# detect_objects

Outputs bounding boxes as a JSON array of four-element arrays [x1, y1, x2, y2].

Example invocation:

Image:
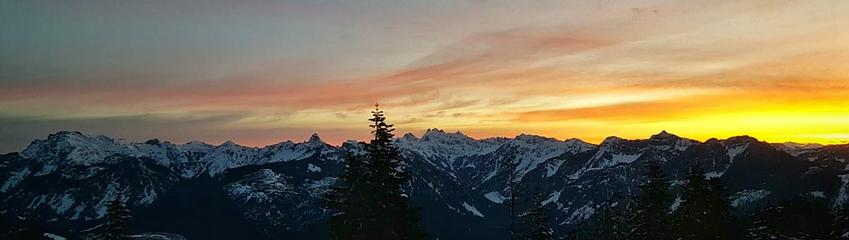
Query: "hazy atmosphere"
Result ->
[[3, 1, 849, 240]]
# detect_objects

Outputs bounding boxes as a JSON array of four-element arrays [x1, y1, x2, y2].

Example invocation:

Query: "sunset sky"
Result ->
[[2, 0, 849, 152]]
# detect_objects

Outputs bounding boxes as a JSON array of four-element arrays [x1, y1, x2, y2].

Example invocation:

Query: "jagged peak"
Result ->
[[401, 133, 418, 141], [650, 130, 680, 141], [425, 128, 446, 134], [421, 128, 471, 141], [307, 133, 323, 144], [422, 128, 446, 139]]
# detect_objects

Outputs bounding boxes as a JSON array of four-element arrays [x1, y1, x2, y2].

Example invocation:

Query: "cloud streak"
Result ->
[[2, 0, 849, 151]]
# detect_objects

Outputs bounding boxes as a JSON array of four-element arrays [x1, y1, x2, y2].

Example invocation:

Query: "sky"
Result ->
[[2, 0, 849, 152]]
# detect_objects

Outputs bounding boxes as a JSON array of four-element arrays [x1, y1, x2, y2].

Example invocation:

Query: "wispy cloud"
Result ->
[[2, 0, 849, 151]]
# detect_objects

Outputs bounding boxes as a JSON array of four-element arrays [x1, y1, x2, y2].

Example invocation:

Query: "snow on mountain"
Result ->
[[567, 136, 638, 179], [396, 129, 506, 170], [225, 169, 295, 204], [307, 163, 322, 173], [21, 131, 133, 167], [3, 130, 849, 240], [461, 202, 484, 217], [484, 191, 505, 203], [565, 203, 595, 225], [704, 142, 750, 178], [204, 134, 338, 176], [732, 189, 771, 208], [0, 167, 30, 193], [203, 141, 265, 176], [837, 174, 849, 206], [648, 130, 697, 151], [505, 134, 595, 180], [19, 132, 206, 169], [772, 142, 824, 157], [43, 233, 66, 240], [542, 190, 562, 206]]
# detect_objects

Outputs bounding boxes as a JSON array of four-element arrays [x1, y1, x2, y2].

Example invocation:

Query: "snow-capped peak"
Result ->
[[421, 128, 472, 141], [423, 128, 447, 136], [202, 135, 338, 176], [21, 131, 130, 166], [772, 142, 824, 156], [179, 141, 214, 153]]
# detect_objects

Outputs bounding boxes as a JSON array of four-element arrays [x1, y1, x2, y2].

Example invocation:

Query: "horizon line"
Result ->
[[6, 129, 841, 154]]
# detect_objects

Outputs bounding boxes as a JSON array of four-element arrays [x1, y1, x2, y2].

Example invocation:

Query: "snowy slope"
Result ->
[[1, 130, 847, 240]]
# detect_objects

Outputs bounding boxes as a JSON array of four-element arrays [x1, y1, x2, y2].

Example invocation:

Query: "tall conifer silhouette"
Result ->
[[504, 156, 523, 240], [674, 166, 739, 239], [629, 160, 672, 240], [327, 104, 425, 240], [365, 104, 425, 239], [524, 192, 553, 240], [327, 151, 370, 240], [101, 195, 132, 240]]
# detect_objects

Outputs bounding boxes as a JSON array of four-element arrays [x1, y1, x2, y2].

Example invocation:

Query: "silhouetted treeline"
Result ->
[[565, 163, 849, 240], [502, 155, 554, 240]]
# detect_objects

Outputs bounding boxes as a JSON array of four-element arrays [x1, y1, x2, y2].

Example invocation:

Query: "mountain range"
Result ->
[[2, 130, 848, 239]]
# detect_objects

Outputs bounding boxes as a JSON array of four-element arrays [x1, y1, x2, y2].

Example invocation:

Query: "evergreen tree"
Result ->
[[675, 166, 710, 239], [629, 159, 672, 240], [591, 192, 634, 240], [674, 166, 739, 239], [365, 104, 425, 240], [326, 151, 370, 240], [524, 192, 553, 240], [503, 156, 523, 240], [747, 197, 833, 239], [833, 205, 849, 239], [705, 177, 739, 238], [327, 104, 425, 240], [101, 195, 132, 240]]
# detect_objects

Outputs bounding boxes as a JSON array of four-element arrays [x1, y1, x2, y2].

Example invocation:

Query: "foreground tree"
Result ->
[[326, 104, 425, 240], [524, 192, 553, 240], [326, 151, 370, 240], [834, 205, 849, 239], [629, 160, 672, 240], [503, 156, 523, 240], [590, 192, 634, 240], [100, 195, 132, 240], [674, 166, 739, 239], [747, 197, 833, 239]]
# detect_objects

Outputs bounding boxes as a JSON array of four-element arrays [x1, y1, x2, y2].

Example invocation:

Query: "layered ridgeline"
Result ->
[[1, 130, 848, 239]]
